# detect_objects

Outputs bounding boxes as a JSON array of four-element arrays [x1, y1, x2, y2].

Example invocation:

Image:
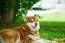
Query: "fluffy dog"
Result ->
[[0, 14, 40, 43]]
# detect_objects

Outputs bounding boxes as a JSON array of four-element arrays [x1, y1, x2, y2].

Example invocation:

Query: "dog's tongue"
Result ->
[[35, 26, 39, 31]]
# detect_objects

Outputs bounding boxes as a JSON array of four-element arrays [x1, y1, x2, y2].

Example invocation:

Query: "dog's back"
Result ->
[[0, 29, 20, 43]]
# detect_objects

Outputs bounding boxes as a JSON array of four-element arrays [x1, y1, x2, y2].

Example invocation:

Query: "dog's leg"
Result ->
[[29, 35, 36, 41], [36, 35, 40, 40], [36, 31, 40, 40]]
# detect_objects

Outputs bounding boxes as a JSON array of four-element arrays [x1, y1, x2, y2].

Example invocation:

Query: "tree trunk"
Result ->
[[0, 0, 16, 24]]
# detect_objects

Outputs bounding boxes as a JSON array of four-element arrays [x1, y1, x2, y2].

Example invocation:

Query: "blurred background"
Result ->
[[0, 0, 65, 43]]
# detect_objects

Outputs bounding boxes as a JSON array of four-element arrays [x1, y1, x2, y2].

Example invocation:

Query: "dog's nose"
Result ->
[[35, 23, 37, 26]]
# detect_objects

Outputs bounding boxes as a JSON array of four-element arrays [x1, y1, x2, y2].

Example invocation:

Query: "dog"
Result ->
[[0, 14, 40, 43]]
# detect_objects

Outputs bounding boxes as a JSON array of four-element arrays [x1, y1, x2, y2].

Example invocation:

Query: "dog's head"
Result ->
[[24, 14, 40, 32]]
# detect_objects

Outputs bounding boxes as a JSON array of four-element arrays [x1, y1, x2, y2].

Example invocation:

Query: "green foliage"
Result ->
[[37, 15, 44, 19], [14, 13, 24, 26], [14, 0, 40, 25], [32, 7, 47, 10], [0, 0, 9, 13], [0, 0, 40, 13], [21, 0, 40, 10], [0, 0, 40, 28], [33, 7, 43, 10]]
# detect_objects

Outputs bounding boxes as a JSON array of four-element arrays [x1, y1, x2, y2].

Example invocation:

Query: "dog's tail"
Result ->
[[0, 35, 5, 43]]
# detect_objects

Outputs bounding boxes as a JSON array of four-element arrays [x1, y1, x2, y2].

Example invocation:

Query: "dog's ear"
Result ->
[[24, 15, 29, 20], [34, 14, 37, 16]]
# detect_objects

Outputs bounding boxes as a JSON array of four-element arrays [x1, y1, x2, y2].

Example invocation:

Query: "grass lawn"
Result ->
[[39, 21, 65, 43], [38, 11, 65, 43]]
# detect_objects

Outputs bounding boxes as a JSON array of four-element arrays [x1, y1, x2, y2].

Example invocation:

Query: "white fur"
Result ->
[[27, 21, 40, 31], [16, 32, 20, 43], [29, 34, 40, 40], [31, 39, 58, 43], [31, 39, 43, 43], [29, 35, 37, 40], [27, 22, 36, 31], [29, 32, 40, 41], [27, 18, 40, 42], [36, 33, 40, 40]]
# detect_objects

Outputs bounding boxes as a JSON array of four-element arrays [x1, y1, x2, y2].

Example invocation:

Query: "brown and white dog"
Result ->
[[0, 14, 40, 43]]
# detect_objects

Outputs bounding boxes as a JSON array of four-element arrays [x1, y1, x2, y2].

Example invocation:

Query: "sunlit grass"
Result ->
[[39, 11, 65, 21]]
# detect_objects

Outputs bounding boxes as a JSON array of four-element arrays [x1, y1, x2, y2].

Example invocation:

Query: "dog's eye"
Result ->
[[28, 17, 29, 19]]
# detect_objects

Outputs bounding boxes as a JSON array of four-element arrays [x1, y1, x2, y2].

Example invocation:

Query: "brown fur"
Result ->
[[0, 15, 39, 43]]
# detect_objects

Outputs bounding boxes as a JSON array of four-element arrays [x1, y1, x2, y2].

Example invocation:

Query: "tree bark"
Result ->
[[0, 0, 16, 24]]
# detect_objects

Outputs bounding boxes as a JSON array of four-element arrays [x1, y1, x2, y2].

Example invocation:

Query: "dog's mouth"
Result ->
[[31, 25, 38, 31], [31, 25, 36, 29]]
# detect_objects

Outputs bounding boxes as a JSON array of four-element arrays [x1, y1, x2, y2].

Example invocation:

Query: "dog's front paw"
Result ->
[[31, 39, 43, 43], [29, 35, 37, 40], [36, 35, 40, 40]]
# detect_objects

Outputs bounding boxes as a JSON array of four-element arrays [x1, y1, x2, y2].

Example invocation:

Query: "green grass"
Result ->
[[38, 11, 65, 43], [39, 28, 65, 39], [39, 21, 65, 43], [39, 28, 65, 43], [40, 21, 65, 27]]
